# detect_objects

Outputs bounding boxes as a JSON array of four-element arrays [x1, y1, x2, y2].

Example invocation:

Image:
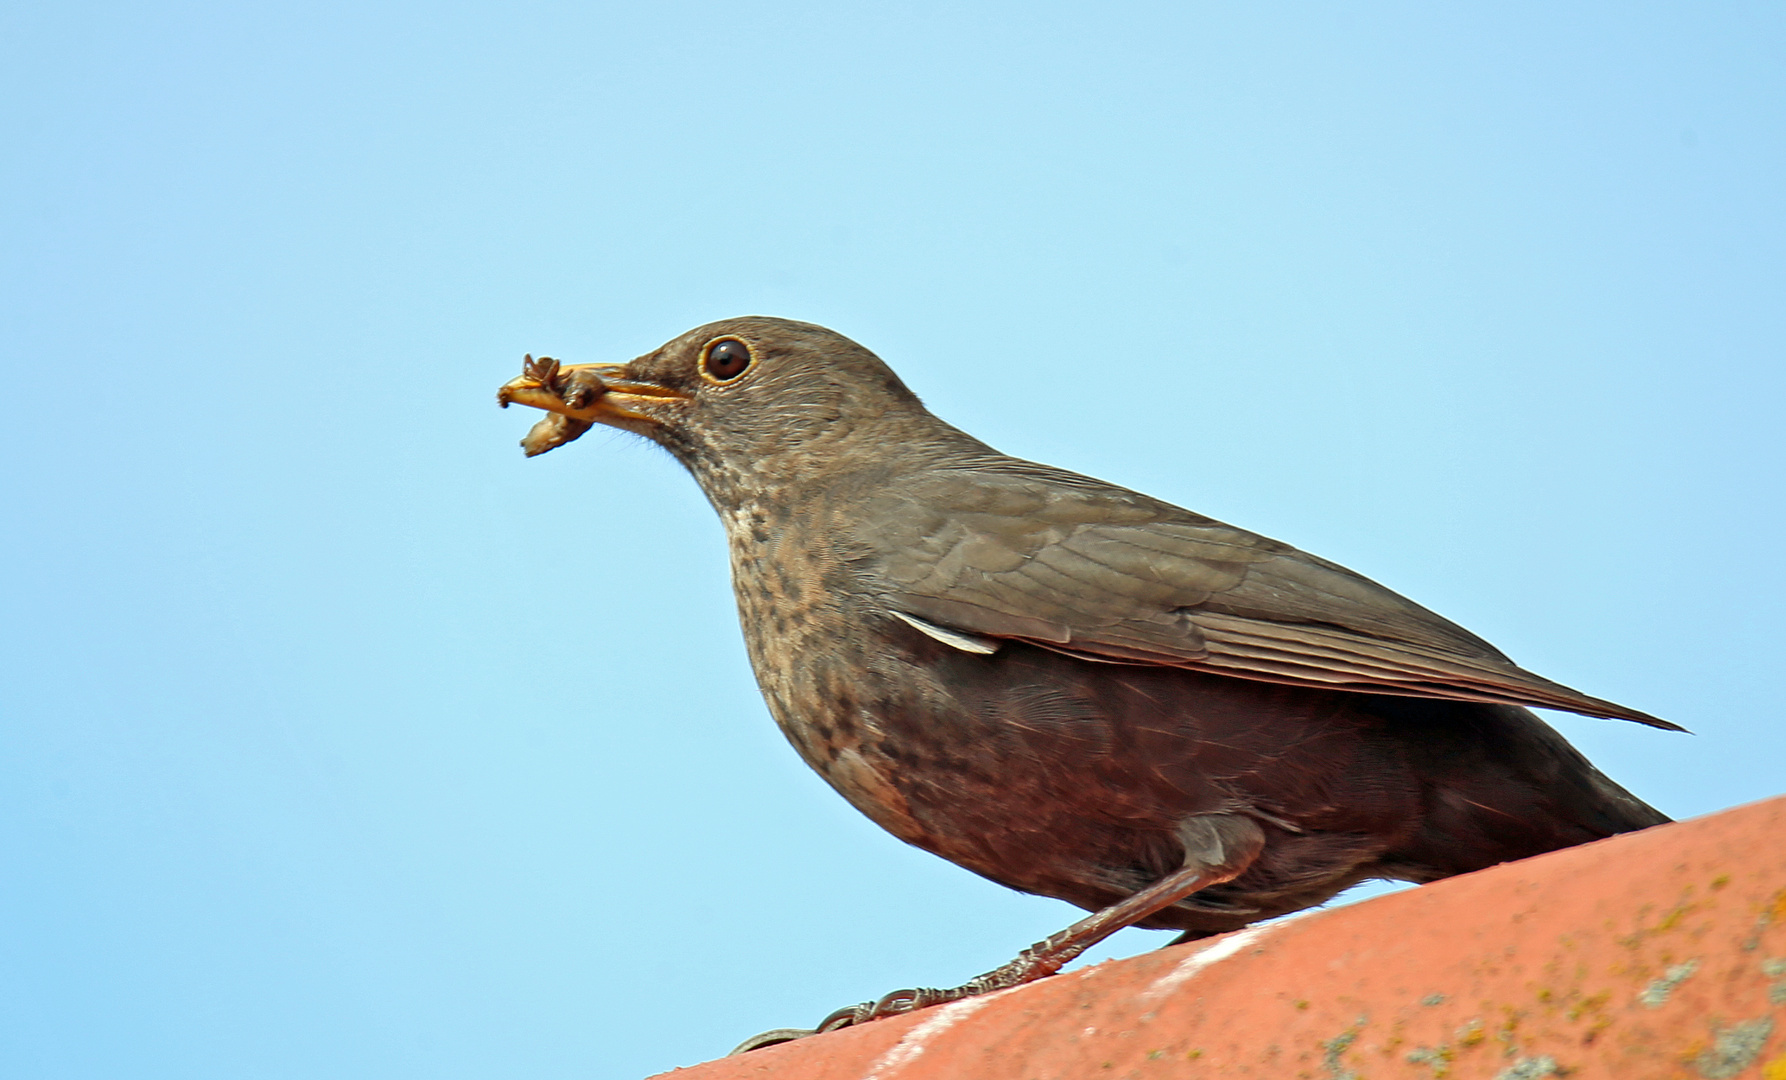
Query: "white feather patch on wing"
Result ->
[[891, 610, 1003, 655]]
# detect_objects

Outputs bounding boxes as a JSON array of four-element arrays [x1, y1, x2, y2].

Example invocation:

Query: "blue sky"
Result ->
[[2, 3, 1782, 1077]]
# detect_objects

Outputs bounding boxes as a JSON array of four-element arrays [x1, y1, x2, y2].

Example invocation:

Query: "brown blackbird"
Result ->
[[496, 317, 1674, 1049]]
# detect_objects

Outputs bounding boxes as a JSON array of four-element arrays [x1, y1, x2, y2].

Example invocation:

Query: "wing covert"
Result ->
[[857, 467, 1678, 730]]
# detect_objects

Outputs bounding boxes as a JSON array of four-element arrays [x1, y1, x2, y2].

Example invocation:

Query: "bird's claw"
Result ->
[[817, 987, 950, 1029], [730, 953, 1065, 1054], [726, 994, 920, 1055], [727, 1027, 819, 1054], [870, 985, 964, 1017]]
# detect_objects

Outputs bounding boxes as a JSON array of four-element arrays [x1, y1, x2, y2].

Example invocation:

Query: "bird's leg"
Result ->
[[731, 815, 1266, 1054]]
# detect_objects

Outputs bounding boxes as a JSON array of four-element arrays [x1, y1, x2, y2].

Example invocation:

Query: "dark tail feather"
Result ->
[[1369, 698, 1670, 880]]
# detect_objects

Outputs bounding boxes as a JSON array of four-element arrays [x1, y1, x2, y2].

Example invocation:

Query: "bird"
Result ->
[[496, 317, 1675, 1051]]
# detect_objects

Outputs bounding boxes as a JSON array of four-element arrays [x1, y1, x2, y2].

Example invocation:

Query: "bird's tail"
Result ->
[[1374, 698, 1670, 880]]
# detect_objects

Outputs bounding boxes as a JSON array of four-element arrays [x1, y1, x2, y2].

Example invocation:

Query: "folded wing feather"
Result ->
[[862, 467, 1679, 731]]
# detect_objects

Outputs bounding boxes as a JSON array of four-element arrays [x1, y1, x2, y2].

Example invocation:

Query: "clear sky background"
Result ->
[[2, 3, 1782, 1077]]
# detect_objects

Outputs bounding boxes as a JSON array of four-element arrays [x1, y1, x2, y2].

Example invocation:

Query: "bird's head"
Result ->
[[498, 316, 978, 501]]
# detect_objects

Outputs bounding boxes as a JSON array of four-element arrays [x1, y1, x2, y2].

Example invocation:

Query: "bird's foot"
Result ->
[[728, 938, 1072, 1054], [727, 846, 1262, 1055], [729, 1027, 823, 1053]]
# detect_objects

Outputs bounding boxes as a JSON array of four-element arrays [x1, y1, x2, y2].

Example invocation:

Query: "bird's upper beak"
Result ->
[[496, 356, 691, 425]]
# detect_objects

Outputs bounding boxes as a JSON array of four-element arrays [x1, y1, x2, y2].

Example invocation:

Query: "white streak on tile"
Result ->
[[862, 995, 997, 1079], [1141, 924, 1272, 1002]]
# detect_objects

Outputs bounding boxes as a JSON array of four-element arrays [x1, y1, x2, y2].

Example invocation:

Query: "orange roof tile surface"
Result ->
[[656, 794, 1786, 1080]]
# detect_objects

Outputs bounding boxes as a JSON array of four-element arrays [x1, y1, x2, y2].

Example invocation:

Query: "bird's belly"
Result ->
[[751, 625, 1424, 908], [752, 643, 1143, 887]]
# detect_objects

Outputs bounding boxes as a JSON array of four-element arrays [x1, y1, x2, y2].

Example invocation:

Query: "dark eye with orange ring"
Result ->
[[702, 338, 753, 382]]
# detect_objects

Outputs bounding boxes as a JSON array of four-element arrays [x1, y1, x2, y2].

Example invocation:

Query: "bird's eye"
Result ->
[[701, 338, 754, 382]]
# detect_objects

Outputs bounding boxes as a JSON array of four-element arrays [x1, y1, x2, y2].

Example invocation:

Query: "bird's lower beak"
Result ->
[[497, 357, 691, 425]]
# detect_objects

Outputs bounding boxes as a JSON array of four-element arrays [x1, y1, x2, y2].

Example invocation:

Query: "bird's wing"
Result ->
[[859, 467, 1678, 730]]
